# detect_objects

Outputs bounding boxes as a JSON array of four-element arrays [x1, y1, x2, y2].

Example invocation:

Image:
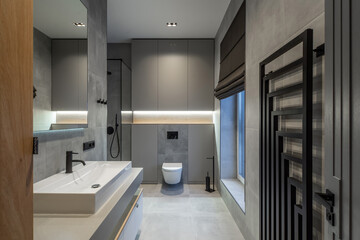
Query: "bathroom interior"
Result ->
[[1, 0, 360, 239]]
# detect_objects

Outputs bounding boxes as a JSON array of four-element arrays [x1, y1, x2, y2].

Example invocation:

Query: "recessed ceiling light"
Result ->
[[73, 22, 86, 27], [166, 22, 177, 27]]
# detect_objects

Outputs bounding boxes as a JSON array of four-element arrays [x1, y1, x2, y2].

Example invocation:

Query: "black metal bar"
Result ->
[[260, 32, 305, 66], [288, 182, 297, 240], [270, 105, 277, 240], [264, 58, 303, 81], [288, 177, 303, 190], [267, 83, 303, 98], [313, 43, 325, 57], [282, 152, 303, 164], [275, 127, 283, 240], [266, 80, 271, 240], [276, 131, 303, 139], [294, 205, 303, 240], [260, 62, 266, 240], [271, 108, 303, 116], [302, 28, 313, 240], [281, 153, 290, 239]]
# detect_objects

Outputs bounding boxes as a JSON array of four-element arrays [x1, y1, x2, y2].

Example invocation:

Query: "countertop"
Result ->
[[34, 168, 143, 240]]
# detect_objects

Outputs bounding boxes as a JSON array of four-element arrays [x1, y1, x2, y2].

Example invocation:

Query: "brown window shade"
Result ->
[[220, 3, 245, 62], [215, 2, 245, 100]]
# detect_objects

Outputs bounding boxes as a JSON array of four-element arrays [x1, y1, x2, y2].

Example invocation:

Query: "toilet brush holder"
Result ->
[[205, 156, 215, 193], [205, 172, 211, 191]]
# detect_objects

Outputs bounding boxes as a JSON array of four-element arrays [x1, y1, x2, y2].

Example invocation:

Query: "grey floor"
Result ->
[[137, 184, 245, 240]]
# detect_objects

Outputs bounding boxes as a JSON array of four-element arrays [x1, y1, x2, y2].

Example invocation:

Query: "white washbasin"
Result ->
[[34, 161, 132, 214]]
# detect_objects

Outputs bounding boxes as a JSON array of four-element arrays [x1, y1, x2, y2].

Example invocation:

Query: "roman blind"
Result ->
[[215, 2, 245, 99]]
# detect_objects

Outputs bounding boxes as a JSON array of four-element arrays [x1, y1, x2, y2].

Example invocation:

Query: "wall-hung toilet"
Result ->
[[162, 163, 182, 184]]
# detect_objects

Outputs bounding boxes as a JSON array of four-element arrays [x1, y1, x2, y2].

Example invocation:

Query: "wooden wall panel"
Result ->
[[0, 0, 33, 239]]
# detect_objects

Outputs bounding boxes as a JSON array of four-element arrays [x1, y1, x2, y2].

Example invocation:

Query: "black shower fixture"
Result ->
[[109, 114, 120, 159]]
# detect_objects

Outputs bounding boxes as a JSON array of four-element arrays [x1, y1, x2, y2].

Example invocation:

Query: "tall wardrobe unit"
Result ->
[[131, 39, 215, 183]]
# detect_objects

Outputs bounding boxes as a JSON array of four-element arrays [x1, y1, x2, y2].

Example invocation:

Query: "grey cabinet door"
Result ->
[[188, 125, 214, 183], [188, 40, 214, 110], [131, 125, 158, 183], [78, 40, 88, 110], [52, 40, 79, 110], [52, 39, 87, 111], [132, 40, 158, 110], [158, 40, 188, 110]]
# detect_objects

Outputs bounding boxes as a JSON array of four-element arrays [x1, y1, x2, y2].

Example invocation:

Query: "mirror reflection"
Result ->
[[33, 0, 88, 132]]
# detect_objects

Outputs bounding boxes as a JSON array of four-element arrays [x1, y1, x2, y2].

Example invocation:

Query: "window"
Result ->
[[220, 90, 246, 211], [237, 91, 245, 183]]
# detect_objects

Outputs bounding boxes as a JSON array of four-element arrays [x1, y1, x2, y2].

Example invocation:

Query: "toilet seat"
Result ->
[[162, 163, 182, 172], [162, 163, 182, 184]]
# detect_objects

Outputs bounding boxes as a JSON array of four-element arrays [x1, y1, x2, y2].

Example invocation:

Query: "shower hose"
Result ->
[[110, 114, 120, 159]]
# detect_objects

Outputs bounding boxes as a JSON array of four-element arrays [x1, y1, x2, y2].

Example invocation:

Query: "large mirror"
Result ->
[[33, 0, 88, 132]]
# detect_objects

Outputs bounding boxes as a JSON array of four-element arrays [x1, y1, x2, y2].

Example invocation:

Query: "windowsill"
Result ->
[[221, 178, 245, 212]]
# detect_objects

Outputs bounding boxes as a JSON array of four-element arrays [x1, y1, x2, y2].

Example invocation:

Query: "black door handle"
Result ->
[[314, 189, 335, 226]]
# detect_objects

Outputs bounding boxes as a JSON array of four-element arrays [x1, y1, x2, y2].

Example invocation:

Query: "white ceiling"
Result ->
[[34, 0, 87, 38], [107, 0, 231, 43]]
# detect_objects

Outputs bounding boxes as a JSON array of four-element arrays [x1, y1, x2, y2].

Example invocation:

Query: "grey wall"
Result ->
[[107, 43, 131, 67], [33, 0, 107, 183], [33, 28, 54, 131], [107, 59, 121, 161], [214, 0, 325, 239], [158, 125, 188, 183], [352, 0, 360, 237]]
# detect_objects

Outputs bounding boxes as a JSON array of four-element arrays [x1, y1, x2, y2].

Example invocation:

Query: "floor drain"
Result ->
[[91, 184, 100, 188]]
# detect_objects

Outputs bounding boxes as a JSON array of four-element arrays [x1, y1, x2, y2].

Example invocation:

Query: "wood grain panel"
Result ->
[[0, 0, 33, 239]]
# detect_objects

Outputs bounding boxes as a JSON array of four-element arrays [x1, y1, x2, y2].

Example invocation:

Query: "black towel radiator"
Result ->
[[260, 29, 313, 240]]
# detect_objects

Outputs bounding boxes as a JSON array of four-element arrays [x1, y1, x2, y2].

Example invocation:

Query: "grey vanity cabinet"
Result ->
[[158, 40, 188, 110], [188, 40, 214, 110], [131, 125, 158, 183], [132, 40, 158, 110], [51, 39, 87, 111], [188, 125, 214, 183]]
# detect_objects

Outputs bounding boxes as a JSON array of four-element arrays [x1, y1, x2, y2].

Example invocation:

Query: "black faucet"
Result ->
[[66, 151, 86, 173]]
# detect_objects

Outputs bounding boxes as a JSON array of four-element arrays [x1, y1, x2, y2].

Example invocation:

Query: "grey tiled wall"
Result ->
[[33, 28, 53, 131], [157, 125, 189, 183], [33, 0, 107, 183], [214, 0, 325, 239]]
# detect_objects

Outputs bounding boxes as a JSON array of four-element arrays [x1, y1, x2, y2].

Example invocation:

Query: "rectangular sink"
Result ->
[[34, 161, 132, 214]]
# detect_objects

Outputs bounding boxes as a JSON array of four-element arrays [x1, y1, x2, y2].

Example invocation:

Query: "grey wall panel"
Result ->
[[352, 0, 360, 237], [78, 40, 88, 110], [158, 40, 188, 110], [121, 124, 131, 161], [131, 125, 158, 183], [157, 125, 188, 183], [188, 125, 214, 183], [121, 62, 131, 111], [188, 40, 214, 110], [132, 40, 158, 110], [350, 0, 359, 238], [51, 40, 79, 110]]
